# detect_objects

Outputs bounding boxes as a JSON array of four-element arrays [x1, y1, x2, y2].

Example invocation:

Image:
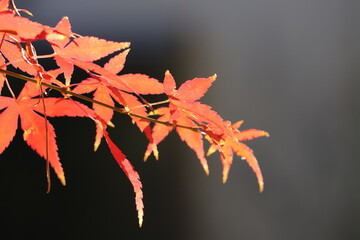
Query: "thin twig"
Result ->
[[0, 69, 202, 132]]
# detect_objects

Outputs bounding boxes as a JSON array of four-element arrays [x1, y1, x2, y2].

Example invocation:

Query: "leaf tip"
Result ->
[[143, 147, 159, 161], [233, 120, 244, 129], [143, 151, 150, 161], [206, 145, 216, 156], [138, 213, 144, 227], [222, 165, 230, 183], [153, 147, 159, 160], [259, 181, 264, 193], [204, 164, 209, 175], [222, 174, 228, 184], [108, 121, 115, 128], [94, 138, 101, 152], [59, 174, 66, 186], [211, 73, 217, 81]]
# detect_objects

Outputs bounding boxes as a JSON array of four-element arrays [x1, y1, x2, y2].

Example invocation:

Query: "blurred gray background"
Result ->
[[1, 0, 359, 239]]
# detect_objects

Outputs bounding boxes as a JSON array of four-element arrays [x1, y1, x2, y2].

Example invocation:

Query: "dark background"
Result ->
[[1, 0, 359, 239]]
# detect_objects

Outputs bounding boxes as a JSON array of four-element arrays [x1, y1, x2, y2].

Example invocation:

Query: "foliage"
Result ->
[[0, 0, 268, 227]]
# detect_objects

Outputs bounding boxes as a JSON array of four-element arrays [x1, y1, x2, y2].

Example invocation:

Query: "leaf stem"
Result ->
[[39, 84, 51, 193], [4, 78, 16, 99]]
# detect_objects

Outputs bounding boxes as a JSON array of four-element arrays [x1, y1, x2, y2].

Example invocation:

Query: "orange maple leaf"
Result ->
[[103, 129, 144, 227], [0, 82, 93, 185], [162, 70, 268, 191], [206, 121, 269, 191], [145, 71, 219, 174]]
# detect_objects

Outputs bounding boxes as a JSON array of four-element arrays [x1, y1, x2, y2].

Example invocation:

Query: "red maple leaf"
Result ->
[[0, 81, 93, 185], [145, 71, 219, 174], [102, 129, 144, 227]]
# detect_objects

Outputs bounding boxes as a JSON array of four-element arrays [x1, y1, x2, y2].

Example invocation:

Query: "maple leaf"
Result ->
[[156, 70, 220, 174], [44, 16, 74, 86], [163, 70, 216, 102], [232, 120, 270, 141], [163, 70, 226, 135], [57, 36, 130, 62], [206, 121, 269, 191], [0, 81, 94, 185], [144, 72, 215, 172], [103, 129, 144, 227], [47, 18, 129, 86], [72, 49, 160, 150], [162, 70, 269, 191]]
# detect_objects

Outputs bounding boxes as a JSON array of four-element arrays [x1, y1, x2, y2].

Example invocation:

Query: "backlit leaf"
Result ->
[[49, 16, 72, 49], [176, 115, 209, 174], [20, 106, 65, 185], [163, 70, 176, 96], [236, 129, 269, 141], [118, 74, 163, 95], [0, 14, 46, 41], [176, 75, 216, 102], [58, 36, 130, 61], [104, 48, 129, 74], [103, 130, 144, 227]]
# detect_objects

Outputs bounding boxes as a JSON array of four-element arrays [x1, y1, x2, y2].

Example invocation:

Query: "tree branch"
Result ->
[[0, 69, 202, 131]]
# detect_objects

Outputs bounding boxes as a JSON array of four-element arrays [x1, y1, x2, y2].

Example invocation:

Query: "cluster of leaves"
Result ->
[[0, 0, 268, 227]]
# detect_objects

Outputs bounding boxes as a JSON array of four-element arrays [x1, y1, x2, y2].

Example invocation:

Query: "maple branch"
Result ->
[[0, 69, 202, 132], [126, 99, 170, 111]]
